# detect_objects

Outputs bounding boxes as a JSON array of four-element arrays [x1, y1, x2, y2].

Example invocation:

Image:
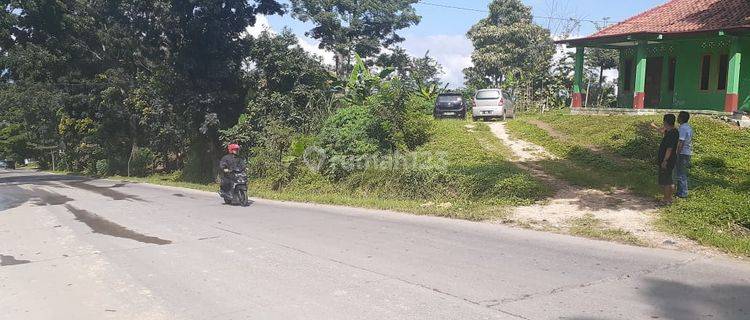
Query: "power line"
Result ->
[[416, 1, 616, 26]]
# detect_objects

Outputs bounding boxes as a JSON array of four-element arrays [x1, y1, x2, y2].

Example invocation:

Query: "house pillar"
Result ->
[[725, 37, 742, 113], [572, 47, 584, 108], [633, 42, 647, 109]]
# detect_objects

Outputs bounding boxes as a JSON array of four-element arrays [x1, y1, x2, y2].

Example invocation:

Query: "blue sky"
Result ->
[[255, 0, 666, 86]]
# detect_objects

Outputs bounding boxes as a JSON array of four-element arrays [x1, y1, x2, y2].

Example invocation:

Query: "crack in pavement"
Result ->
[[210, 224, 532, 319], [484, 257, 699, 307]]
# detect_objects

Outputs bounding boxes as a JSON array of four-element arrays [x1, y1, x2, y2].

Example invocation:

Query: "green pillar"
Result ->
[[633, 42, 647, 109], [572, 47, 584, 108], [725, 37, 742, 113]]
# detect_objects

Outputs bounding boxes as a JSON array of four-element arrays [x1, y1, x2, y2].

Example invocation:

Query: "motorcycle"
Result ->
[[219, 169, 249, 206]]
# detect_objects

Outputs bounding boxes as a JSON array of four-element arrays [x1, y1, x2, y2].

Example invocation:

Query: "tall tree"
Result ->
[[464, 0, 554, 89], [0, 0, 283, 177], [160, 0, 283, 181], [289, 0, 421, 77]]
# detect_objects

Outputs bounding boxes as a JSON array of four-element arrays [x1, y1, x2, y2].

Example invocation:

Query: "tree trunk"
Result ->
[[335, 51, 347, 78], [127, 117, 138, 177]]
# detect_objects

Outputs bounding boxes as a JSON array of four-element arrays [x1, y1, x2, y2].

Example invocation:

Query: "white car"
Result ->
[[472, 89, 515, 121]]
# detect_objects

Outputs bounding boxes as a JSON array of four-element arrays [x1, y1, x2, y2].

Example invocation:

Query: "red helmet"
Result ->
[[228, 144, 240, 153]]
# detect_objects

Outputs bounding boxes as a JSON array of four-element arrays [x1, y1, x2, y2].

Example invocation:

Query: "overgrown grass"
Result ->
[[98, 119, 548, 222], [507, 111, 750, 256], [247, 119, 550, 221]]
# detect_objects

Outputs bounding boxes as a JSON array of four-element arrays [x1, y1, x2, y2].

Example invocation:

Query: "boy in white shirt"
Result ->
[[676, 111, 693, 198]]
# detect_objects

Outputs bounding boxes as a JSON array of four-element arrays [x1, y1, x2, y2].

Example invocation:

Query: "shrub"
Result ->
[[318, 105, 382, 178], [129, 148, 156, 177], [95, 159, 110, 176], [318, 79, 435, 178], [247, 121, 299, 190], [403, 96, 434, 149]]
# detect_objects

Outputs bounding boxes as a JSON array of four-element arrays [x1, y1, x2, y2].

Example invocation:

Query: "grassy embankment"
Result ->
[[116, 119, 550, 221], [506, 112, 750, 256]]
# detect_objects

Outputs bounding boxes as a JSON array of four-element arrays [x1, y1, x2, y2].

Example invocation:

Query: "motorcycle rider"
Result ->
[[219, 143, 244, 197]]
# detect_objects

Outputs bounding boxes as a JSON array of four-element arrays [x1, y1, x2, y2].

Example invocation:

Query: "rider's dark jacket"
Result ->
[[219, 153, 244, 173], [219, 154, 245, 192]]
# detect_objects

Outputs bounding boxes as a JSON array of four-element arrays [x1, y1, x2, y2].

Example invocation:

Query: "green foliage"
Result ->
[[248, 120, 296, 188], [464, 0, 554, 89], [250, 120, 548, 221], [129, 148, 156, 177], [0, 123, 31, 163], [317, 58, 435, 178], [403, 96, 434, 148], [375, 48, 445, 90], [95, 159, 111, 176], [1, 0, 283, 178], [318, 105, 381, 175], [290, 0, 421, 76], [244, 30, 337, 133]]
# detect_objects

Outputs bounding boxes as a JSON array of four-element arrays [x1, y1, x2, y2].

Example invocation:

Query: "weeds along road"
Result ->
[[1, 169, 749, 320]]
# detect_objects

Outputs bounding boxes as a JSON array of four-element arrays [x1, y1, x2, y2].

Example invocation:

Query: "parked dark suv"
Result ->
[[433, 93, 467, 119], [0, 160, 15, 169]]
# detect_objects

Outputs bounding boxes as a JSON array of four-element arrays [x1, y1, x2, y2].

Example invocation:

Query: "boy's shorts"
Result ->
[[658, 166, 675, 186]]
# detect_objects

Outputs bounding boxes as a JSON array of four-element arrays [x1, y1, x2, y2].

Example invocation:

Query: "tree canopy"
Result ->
[[0, 0, 284, 180], [464, 0, 554, 89], [289, 0, 421, 77]]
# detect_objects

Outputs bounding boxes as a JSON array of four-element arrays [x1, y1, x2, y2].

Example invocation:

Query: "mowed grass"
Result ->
[[506, 112, 750, 256]]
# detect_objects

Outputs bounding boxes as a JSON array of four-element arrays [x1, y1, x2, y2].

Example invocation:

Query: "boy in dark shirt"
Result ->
[[656, 114, 679, 204]]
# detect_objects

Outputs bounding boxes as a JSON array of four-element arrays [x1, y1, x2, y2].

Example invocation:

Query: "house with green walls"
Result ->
[[560, 0, 750, 113]]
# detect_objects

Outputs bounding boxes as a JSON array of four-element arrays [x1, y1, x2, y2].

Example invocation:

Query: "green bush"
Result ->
[[403, 96, 434, 149], [95, 159, 110, 176], [129, 148, 156, 177], [317, 105, 382, 178], [318, 79, 435, 178], [248, 121, 306, 190]]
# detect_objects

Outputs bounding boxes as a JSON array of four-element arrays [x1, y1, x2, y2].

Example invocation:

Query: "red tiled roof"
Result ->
[[584, 0, 750, 40]]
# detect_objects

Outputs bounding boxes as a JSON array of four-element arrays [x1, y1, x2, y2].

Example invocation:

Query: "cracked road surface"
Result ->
[[1, 170, 749, 320]]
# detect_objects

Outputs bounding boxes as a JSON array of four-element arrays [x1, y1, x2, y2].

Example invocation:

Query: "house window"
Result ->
[[668, 57, 676, 92], [718, 54, 729, 91], [700, 55, 711, 91], [623, 59, 633, 91]]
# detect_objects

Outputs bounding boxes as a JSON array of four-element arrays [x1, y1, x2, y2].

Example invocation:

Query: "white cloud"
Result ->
[[402, 34, 473, 88], [244, 16, 335, 66], [296, 36, 336, 66], [245, 15, 274, 38]]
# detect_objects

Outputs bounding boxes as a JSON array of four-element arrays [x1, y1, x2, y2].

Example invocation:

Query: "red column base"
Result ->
[[633, 92, 645, 109], [572, 93, 583, 108], [725, 93, 739, 113]]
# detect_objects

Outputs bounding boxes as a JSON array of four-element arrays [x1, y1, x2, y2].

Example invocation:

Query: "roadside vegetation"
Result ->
[[507, 112, 750, 256], [2, 0, 562, 221], [115, 119, 549, 221]]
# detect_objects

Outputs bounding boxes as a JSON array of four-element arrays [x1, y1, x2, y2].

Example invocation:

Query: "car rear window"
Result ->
[[476, 90, 501, 100], [437, 95, 462, 103]]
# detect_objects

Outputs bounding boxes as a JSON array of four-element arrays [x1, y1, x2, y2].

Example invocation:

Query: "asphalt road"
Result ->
[[1, 169, 749, 320]]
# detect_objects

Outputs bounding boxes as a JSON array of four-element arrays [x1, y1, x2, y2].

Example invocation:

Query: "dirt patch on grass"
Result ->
[[488, 121, 711, 254]]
